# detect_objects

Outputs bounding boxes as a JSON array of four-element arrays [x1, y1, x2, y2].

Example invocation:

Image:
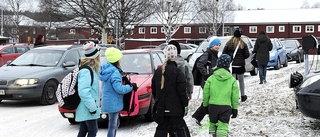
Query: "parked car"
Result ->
[[188, 35, 257, 76], [136, 45, 158, 49], [267, 38, 288, 70], [281, 39, 304, 63], [58, 48, 165, 124], [0, 44, 31, 67], [290, 71, 320, 119], [0, 45, 83, 105], [156, 43, 196, 61], [187, 43, 199, 48]]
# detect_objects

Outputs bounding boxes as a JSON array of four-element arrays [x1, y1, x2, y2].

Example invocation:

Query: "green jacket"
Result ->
[[203, 68, 239, 109]]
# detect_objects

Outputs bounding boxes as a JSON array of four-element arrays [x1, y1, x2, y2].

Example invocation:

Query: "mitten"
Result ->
[[184, 106, 189, 116], [231, 109, 238, 118], [130, 83, 138, 91]]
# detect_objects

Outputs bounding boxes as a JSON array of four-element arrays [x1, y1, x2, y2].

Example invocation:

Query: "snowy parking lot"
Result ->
[[1, 57, 320, 137]]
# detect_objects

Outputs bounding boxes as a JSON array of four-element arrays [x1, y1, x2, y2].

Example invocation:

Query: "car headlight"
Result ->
[[300, 75, 320, 88], [14, 79, 39, 86]]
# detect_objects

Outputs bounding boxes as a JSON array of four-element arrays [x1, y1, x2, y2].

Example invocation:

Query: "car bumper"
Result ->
[[287, 53, 299, 61], [0, 84, 43, 100]]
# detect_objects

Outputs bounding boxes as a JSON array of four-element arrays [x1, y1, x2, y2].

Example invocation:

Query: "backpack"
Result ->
[[120, 74, 139, 116], [56, 65, 93, 110], [192, 51, 212, 86]]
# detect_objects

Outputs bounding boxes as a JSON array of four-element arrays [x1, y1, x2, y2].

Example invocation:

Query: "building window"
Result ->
[[150, 27, 157, 34], [318, 25, 320, 32], [249, 26, 257, 33], [161, 27, 165, 33], [293, 26, 301, 33], [279, 26, 285, 32], [139, 27, 145, 34], [33, 28, 36, 34], [305, 25, 314, 33], [91, 29, 95, 35], [70, 29, 75, 34], [199, 27, 206, 34], [266, 26, 274, 33], [184, 27, 191, 34], [224, 26, 230, 35]]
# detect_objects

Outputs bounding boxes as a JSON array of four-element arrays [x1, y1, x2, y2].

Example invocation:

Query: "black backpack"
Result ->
[[192, 51, 212, 86], [56, 65, 93, 110]]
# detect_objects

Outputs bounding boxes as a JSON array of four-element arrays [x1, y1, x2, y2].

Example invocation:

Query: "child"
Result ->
[[203, 54, 239, 137]]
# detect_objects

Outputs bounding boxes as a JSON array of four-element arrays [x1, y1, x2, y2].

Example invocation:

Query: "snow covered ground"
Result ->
[[1, 56, 320, 137]]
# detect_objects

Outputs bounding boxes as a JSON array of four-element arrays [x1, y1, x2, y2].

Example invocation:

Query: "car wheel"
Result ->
[[274, 58, 281, 70], [144, 96, 155, 122], [40, 80, 58, 105], [68, 118, 77, 124], [296, 54, 301, 63], [283, 58, 288, 67], [250, 67, 258, 76]]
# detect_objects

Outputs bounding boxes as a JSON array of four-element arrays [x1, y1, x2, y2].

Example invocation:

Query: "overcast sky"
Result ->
[[234, 0, 320, 10]]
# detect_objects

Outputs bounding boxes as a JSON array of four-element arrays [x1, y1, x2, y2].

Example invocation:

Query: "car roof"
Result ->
[[34, 45, 82, 50], [121, 49, 162, 54]]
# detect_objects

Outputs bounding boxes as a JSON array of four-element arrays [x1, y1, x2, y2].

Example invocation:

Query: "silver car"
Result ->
[[0, 45, 84, 105], [188, 35, 258, 76]]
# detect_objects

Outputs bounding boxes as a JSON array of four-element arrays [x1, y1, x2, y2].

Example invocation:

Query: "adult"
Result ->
[[252, 30, 273, 84], [223, 29, 250, 102], [34, 34, 46, 48], [151, 44, 190, 137], [99, 47, 138, 137], [76, 42, 101, 137]]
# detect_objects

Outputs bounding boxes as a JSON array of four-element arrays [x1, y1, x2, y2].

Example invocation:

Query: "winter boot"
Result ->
[[241, 95, 247, 102]]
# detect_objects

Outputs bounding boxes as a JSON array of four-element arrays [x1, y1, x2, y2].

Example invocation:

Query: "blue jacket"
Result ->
[[99, 63, 133, 113], [75, 68, 101, 122]]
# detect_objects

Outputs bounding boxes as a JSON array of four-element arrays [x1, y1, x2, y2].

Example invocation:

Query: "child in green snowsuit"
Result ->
[[203, 54, 239, 137]]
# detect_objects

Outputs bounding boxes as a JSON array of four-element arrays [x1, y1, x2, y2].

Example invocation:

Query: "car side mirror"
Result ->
[[63, 61, 76, 67]]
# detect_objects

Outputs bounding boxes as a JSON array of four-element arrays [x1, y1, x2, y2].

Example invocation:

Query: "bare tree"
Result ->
[[301, 0, 310, 8], [151, 0, 194, 42], [195, 0, 236, 36], [311, 2, 320, 8]]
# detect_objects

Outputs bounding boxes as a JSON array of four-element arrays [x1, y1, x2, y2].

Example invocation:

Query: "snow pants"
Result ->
[[208, 104, 232, 137], [154, 116, 190, 137]]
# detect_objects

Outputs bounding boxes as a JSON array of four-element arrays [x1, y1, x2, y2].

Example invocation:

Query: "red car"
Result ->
[[0, 44, 31, 66], [58, 49, 165, 124]]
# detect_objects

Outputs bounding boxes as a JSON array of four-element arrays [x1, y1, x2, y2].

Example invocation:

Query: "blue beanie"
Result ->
[[208, 36, 221, 48], [217, 54, 231, 68]]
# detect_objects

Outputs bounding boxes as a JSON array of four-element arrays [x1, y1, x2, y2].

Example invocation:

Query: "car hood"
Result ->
[[127, 74, 152, 87], [0, 66, 56, 78]]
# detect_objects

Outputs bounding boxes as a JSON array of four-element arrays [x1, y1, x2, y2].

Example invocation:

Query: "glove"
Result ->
[[130, 83, 138, 91], [204, 106, 209, 114], [90, 110, 97, 115], [122, 76, 130, 84], [231, 109, 238, 118], [184, 106, 188, 116]]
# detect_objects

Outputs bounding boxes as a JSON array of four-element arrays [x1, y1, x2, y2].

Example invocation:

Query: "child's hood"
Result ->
[[99, 63, 117, 81], [213, 68, 233, 81]]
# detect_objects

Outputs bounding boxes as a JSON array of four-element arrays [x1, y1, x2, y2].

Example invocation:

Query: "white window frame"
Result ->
[[249, 26, 257, 33], [318, 25, 320, 32], [199, 27, 206, 34], [150, 27, 157, 34], [279, 26, 285, 32], [33, 28, 36, 34], [70, 29, 75, 34], [184, 27, 191, 34], [266, 26, 274, 33], [91, 29, 95, 35], [305, 25, 314, 33], [161, 27, 165, 33], [293, 25, 301, 33], [138, 27, 145, 34]]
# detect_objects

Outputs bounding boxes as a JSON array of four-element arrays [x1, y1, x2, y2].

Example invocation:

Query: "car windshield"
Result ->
[[271, 40, 278, 50], [10, 50, 64, 67], [120, 53, 152, 74], [282, 40, 297, 50], [195, 37, 230, 53]]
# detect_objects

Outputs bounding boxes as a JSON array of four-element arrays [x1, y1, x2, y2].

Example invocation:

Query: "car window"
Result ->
[[2, 47, 14, 54], [195, 37, 229, 53], [243, 37, 253, 49], [16, 47, 29, 53], [283, 40, 298, 49], [10, 50, 64, 66], [121, 53, 152, 74], [153, 52, 162, 69], [63, 50, 80, 64], [157, 52, 165, 62], [180, 44, 188, 50]]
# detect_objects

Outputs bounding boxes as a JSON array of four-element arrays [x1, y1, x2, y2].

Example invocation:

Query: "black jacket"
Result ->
[[196, 48, 218, 87], [151, 61, 188, 116], [223, 42, 250, 66], [253, 34, 273, 65]]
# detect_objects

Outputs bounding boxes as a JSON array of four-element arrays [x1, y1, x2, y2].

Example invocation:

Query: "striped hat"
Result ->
[[83, 41, 100, 59]]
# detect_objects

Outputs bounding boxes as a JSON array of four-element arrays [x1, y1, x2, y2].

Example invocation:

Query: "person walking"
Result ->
[[152, 44, 191, 137], [99, 47, 138, 137], [252, 30, 273, 84], [203, 54, 239, 137], [34, 34, 46, 48], [222, 29, 250, 102], [167, 40, 194, 137], [192, 36, 221, 126], [76, 42, 101, 137]]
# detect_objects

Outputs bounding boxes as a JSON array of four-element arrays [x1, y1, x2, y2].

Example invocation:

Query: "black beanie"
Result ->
[[233, 29, 241, 38], [168, 40, 181, 54]]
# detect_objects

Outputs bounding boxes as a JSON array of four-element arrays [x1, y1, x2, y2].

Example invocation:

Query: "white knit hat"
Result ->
[[163, 44, 177, 60]]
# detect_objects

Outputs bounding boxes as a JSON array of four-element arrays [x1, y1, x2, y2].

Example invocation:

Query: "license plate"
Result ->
[[0, 89, 5, 95]]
